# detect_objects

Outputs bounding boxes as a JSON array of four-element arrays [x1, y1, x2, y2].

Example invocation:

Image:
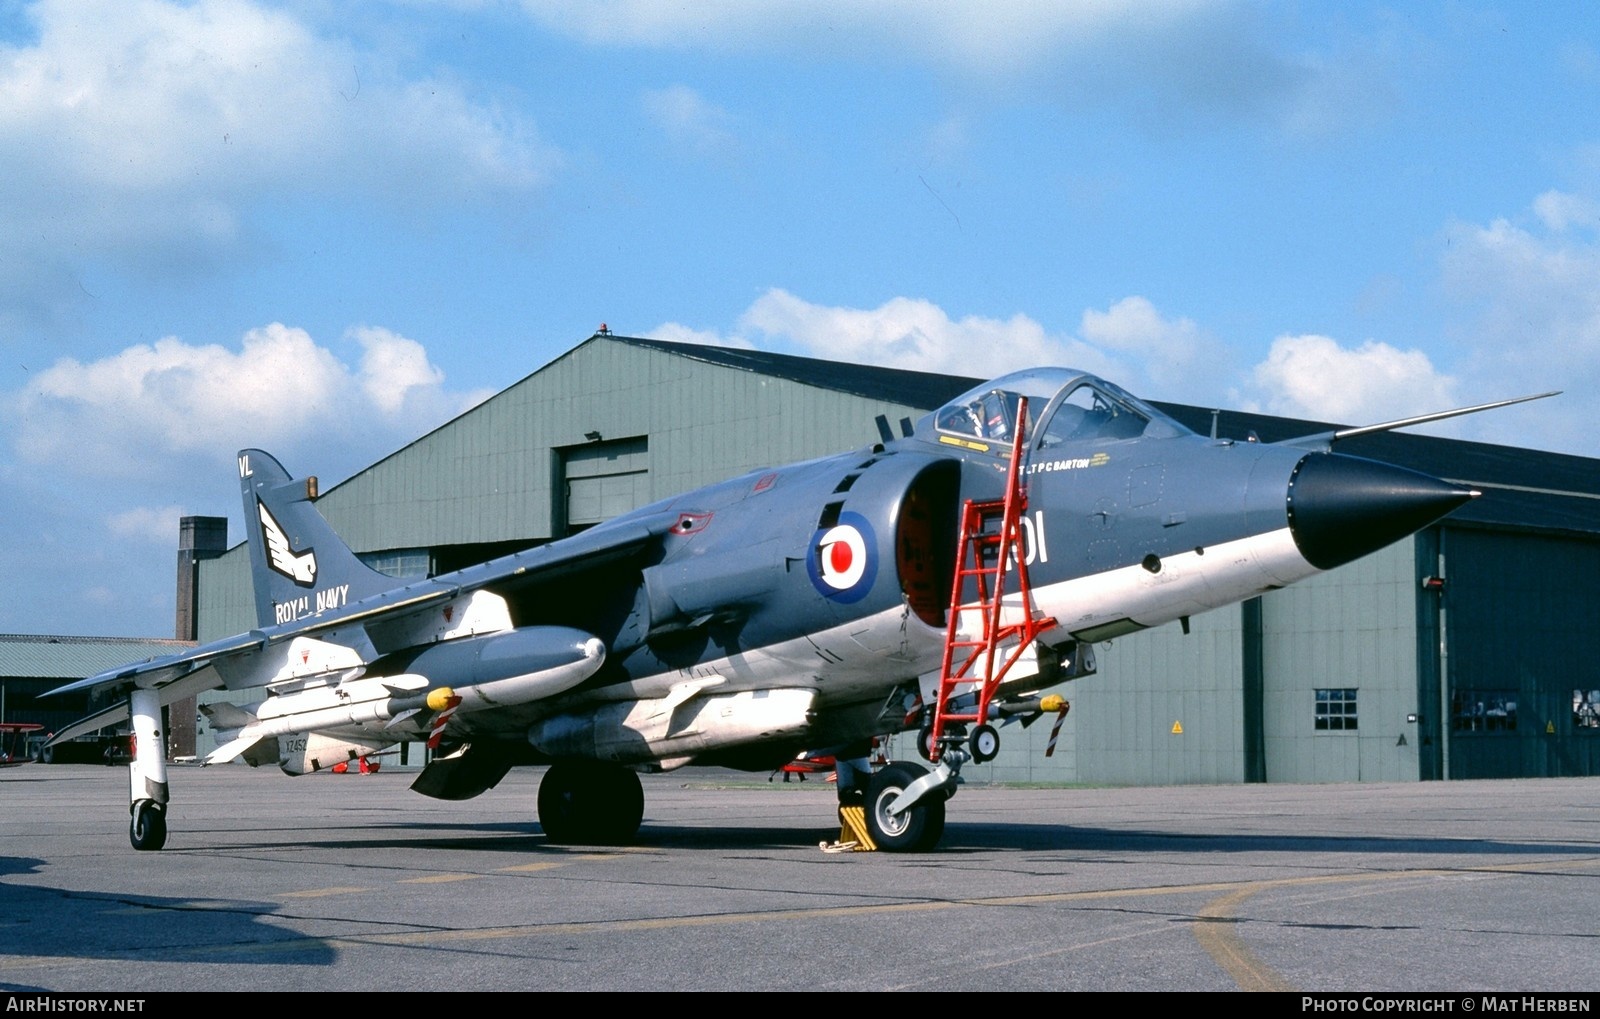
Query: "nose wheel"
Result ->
[[863, 762, 947, 852]]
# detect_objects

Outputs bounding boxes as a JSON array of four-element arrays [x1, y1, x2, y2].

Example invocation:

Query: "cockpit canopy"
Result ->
[[926, 368, 1192, 452]]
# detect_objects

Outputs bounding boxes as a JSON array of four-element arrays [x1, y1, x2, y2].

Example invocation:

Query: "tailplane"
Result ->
[[238, 449, 401, 629]]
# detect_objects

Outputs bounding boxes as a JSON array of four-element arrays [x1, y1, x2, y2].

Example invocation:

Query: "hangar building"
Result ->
[[160, 332, 1600, 784], [1, 635, 195, 761]]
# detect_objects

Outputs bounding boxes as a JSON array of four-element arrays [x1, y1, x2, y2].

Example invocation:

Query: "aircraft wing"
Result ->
[[44, 510, 678, 710], [45, 629, 273, 701]]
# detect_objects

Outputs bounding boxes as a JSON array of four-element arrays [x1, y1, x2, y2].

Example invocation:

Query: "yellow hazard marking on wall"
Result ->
[[1171, 721, 1183, 734], [1547, 720, 1556, 733]]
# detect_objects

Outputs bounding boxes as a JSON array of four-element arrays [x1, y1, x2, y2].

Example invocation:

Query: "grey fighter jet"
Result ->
[[47, 367, 1552, 852]]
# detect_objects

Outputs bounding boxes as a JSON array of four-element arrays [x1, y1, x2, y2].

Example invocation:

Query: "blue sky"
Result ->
[[2, 0, 1597, 638]]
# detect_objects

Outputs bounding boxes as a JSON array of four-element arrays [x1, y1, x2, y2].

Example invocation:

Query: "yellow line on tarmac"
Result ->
[[279, 886, 372, 898], [15, 856, 1595, 975], [1194, 886, 1295, 993], [1188, 858, 1600, 992]]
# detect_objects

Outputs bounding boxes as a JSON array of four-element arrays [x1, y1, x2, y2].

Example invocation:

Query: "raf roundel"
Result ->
[[818, 525, 866, 589], [807, 512, 877, 603]]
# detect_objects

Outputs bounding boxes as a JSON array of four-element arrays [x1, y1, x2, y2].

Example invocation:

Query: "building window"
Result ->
[[1315, 688, 1358, 731], [359, 548, 431, 579], [1573, 689, 1600, 731], [1451, 690, 1517, 733]]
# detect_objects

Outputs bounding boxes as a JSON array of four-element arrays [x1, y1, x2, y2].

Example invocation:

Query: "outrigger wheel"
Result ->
[[127, 688, 170, 851], [970, 723, 1001, 763], [130, 799, 167, 852]]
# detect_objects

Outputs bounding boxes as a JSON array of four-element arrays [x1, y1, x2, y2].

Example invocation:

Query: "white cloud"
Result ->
[[1079, 297, 1231, 394], [0, 0, 552, 320], [352, 326, 446, 415], [517, 1, 1218, 73], [7, 322, 484, 477], [648, 322, 753, 349], [675, 280, 1585, 455], [642, 84, 742, 161], [1435, 192, 1600, 454], [722, 288, 1568, 450], [727, 288, 1234, 403], [737, 288, 1104, 379], [1245, 334, 1458, 425], [107, 505, 184, 545], [515, 1, 1387, 136], [1532, 190, 1600, 236]]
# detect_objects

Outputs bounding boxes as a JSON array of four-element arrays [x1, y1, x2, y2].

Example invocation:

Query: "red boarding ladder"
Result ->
[[928, 396, 1057, 762]]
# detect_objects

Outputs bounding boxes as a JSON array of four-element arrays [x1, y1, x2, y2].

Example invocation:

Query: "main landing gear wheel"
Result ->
[[537, 762, 644, 845], [130, 799, 167, 852], [864, 762, 946, 852], [970, 723, 1000, 764]]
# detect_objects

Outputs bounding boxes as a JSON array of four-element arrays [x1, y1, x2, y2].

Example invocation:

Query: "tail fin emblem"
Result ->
[[258, 499, 318, 587]]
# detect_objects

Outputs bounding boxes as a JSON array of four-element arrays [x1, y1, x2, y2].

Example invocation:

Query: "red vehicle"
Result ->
[[772, 752, 835, 783], [0, 723, 44, 766]]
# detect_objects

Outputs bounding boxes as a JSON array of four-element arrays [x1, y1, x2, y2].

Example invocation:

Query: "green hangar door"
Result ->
[[1440, 528, 1600, 779], [562, 437, 650, 535]]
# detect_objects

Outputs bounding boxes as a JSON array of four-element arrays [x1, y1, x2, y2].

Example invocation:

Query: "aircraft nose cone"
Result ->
[[1287, 453, 1478, 571]]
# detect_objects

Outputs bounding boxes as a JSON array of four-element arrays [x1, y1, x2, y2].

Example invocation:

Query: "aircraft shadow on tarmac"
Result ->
[[193, 818, 1598, 858], [0, 855, 337, 978]]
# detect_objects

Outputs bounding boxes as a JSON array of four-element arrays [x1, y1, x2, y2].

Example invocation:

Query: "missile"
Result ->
[[374, 626, 606, 711], [988, 693, 1068, 718], [204, 626, 605, 765]]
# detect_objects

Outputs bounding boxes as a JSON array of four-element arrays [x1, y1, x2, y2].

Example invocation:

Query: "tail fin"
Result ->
[[238, 449, 401, 629]]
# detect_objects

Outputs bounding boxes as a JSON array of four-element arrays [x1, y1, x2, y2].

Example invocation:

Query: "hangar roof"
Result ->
[[613, 335, 974, 410], [0, 635, 194, 680]]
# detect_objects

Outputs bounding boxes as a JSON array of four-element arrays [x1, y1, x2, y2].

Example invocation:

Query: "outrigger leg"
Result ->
[[128, 687, 169, 851]]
